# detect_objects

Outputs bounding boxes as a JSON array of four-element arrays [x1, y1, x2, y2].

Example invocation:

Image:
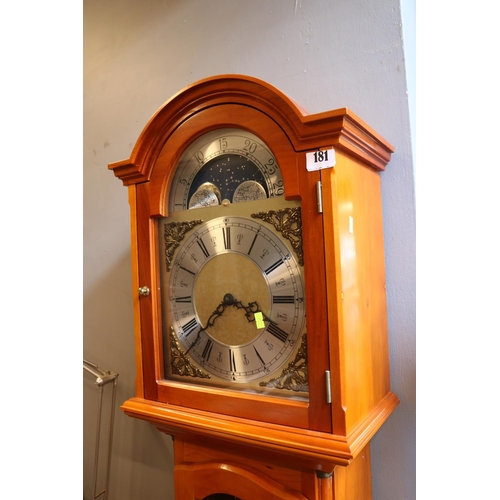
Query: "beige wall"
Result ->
[[83, 1, 415, 499]]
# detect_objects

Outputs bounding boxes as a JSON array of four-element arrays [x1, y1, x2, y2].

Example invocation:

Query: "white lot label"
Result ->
[[306, 148, 336, 171]]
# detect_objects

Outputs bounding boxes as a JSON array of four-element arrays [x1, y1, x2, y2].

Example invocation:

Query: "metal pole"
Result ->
[[84, 360, 119, 500]]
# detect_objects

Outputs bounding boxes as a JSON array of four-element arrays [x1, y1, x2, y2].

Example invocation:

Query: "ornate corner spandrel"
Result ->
[[251, 207, 303, 266], [259, 333, 308, 392], [169, 328, 211, 379], [164, 219, 202, 271]]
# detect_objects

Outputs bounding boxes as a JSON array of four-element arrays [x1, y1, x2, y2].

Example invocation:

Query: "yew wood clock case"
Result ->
[[109, 75, 399, 499]]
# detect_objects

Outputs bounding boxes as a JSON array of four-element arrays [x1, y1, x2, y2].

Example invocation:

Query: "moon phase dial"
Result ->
[[169, 129, 284, 212], [167, 216, 306, 384]]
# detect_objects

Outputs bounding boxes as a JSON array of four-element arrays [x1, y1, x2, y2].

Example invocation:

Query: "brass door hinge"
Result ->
[[325, 370, 331, 403], [316, 181, 323, 213]]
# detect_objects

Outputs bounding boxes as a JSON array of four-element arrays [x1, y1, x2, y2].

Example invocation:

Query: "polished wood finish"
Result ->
[[175, 461, 309, 500], [110, 75, 398, 499], [110, 76, 392, 187], [171, 436, 374, 499], [121, 393, 398, 470]]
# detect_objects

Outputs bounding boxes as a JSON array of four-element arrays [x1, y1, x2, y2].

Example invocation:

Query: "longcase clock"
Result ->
[[109, 75, 399, 499]]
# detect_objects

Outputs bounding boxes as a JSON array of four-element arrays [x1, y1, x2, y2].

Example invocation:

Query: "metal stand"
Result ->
[[84, 360, 118, 500]]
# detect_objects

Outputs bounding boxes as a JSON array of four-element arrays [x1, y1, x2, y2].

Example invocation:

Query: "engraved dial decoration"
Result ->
[[166, 216, 305, 383], [169, 129, 284, 212]]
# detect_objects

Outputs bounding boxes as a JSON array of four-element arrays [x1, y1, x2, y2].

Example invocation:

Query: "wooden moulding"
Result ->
[[121, 391, 399, 471], [174, 460, 310, 500], [108, 74, 394, 186]]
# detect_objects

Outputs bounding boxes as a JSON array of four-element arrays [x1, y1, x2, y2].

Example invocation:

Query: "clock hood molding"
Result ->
[[109, 74, 394, 186]]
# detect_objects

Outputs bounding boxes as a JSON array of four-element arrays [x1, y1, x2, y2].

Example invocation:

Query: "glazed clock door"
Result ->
[[138, 104, 331, 432], [161, 128, 307, 397]]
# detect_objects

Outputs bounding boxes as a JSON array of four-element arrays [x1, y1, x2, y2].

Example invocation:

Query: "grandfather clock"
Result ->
[[109, 75, 398, 499]]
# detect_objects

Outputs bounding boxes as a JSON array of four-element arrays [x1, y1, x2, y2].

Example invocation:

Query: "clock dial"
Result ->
[[159, 125, 307, 399], [169, 129, 284, 212], [166, 215, 305, 384]]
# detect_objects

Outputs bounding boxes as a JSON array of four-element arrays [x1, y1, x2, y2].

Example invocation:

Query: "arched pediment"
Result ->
[[109, 75, 393, 186]]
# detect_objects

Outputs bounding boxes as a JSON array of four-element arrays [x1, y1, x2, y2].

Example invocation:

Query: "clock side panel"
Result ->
[[321, 150, 393, 436]]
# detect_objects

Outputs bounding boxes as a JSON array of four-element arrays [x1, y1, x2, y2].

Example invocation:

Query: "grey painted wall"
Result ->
[[83, 1, 415, 499]]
